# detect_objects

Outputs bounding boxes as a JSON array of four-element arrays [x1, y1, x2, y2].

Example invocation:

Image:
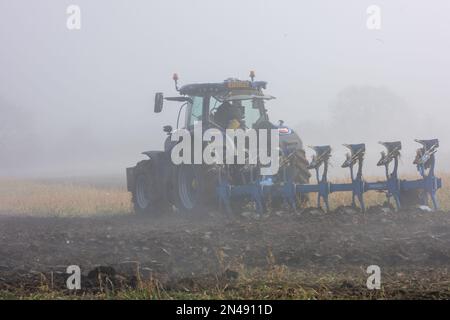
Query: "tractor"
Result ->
[[126, 72, 310, 216]]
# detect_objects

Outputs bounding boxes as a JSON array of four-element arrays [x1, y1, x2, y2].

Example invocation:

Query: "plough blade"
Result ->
[[405, 139, 441, 210], [307, 145, 332, 170], [342, 143, 365, 169], [377, 141, 401, 167]]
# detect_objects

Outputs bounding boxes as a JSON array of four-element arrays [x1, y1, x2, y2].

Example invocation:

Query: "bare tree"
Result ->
[[328, 86, 413, 142]]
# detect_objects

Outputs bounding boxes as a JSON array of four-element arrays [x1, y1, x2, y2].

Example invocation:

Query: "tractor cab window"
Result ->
[[187, 96, 204, 126], [210, 96, 266, 129], [242, 99, 264, 129]]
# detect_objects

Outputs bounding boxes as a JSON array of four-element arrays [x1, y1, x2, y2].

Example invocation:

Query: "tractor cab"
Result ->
[[155, 74, 276, 132]]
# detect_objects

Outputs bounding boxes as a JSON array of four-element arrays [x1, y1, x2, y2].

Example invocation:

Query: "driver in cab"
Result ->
[[213, 100, 244, 130]]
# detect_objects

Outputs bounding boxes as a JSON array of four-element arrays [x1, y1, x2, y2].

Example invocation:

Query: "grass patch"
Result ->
[[0, 178, 132, 216], [2, 266, 448, 300]]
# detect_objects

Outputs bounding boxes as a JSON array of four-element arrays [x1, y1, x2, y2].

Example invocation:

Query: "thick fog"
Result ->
[[1, 0, 449, 178]]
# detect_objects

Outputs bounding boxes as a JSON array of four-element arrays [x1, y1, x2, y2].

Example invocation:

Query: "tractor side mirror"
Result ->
[[154, 92, 164, 113]]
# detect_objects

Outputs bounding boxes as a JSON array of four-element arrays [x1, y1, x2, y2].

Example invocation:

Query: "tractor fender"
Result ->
[[279, 128, 305, 152], [127, 151, 171, 195], [142, 150, 165, 160]]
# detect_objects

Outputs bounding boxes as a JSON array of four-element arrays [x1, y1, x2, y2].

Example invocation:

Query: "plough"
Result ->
[[218, 139, 442, 214]]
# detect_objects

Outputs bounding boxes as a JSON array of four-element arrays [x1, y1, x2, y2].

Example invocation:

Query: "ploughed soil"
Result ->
[[1, 207, 450, 299]]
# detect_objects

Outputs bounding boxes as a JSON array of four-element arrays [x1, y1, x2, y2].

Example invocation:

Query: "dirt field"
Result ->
[[1, 207, 450, 299], [1, 176, 450, 299]]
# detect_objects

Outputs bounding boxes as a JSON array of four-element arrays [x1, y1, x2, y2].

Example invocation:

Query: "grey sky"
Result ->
[[0, 1, 449, 177]]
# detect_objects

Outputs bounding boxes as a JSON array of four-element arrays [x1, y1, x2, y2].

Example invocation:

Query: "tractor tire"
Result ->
[[292, 149, 311, 184], [172, 164, 216, 216], [131, 160, 169, 215], [273, 148, 311, 210], [292, 149, 311, 207]]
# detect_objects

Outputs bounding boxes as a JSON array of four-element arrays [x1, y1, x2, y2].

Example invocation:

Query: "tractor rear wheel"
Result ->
[[294, 149, 311, 206], [292, 149, 311, 185], [273, 148, 310, 210]]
